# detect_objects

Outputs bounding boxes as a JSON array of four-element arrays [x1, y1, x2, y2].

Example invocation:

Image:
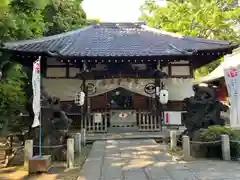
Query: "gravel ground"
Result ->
[[0, 144, 92, 180]]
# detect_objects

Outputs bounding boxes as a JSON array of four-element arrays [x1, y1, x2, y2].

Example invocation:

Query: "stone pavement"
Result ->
[[78, 139, 240, 180]]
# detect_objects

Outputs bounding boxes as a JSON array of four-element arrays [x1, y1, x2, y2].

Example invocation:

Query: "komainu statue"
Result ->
[[27, 87, 72, 161], [182, 84, 228, 138]]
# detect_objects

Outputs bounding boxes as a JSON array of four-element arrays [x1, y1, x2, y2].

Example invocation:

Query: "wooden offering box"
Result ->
[[28, 155, 52, 173]]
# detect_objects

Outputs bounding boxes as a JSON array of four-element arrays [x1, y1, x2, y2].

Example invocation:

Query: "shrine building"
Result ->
[[0, 22, 238, 133]]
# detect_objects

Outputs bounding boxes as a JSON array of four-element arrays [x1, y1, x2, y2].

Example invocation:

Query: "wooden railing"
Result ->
[[136, 111, 162, 132], [68, 112, 109, 133], [20, 110, 163, 133]]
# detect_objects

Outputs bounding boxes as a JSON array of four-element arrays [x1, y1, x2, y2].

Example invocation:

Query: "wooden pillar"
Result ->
[[155, 78, 160, 110], [157, 60, 163, 130], [82, 77, 87, 121], [155, 60, 161, 113], [40, 56, 47, 78], [66, 61, 70, 78], [188, 59, 193, 78], [168, 61, 172, 76]]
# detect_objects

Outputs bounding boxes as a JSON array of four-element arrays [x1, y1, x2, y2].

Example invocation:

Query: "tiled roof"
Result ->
[[1, 22, 237, 57]]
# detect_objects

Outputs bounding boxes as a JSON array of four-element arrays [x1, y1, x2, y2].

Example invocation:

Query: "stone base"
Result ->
[[28, 155, 51, 173]]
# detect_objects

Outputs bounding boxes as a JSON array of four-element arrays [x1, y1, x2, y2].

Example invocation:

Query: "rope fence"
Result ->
[[0, 129, 87, 171], [33, 144, 67, 148], [229, 140, 240, 143], [177, 139, 222, 144], [170, 131, 240, 161], [177, 138, 240, 144]]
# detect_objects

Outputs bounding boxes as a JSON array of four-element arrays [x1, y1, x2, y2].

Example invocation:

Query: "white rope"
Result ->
[[33, 144, 67, 148], [190, 140, 221, 144], [177, 139, 240, 144]]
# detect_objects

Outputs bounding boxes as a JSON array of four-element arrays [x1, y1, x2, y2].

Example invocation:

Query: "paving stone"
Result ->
[[145, 166, 171, 179], [101, 167, 123, 180], [164, 163, 190, 171], [167, 170, 199, 180], [193, 171, 240, 180], [123, 170, 148, 180], [78, 139, 240, 180]]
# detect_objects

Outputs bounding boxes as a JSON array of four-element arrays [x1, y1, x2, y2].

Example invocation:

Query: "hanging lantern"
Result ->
[[134, 78, 138, 84], [75, 91, 85, 106], [102, 79, 106, 86], [159, 89, 168, 104], [110, 78, 114, 84], [172, 78, 177, 85], [156, 86, 160, 96], [118, 78, 122, 85]]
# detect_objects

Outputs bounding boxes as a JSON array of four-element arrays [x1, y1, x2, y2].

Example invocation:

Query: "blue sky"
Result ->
[[82, 0, 167, 22]]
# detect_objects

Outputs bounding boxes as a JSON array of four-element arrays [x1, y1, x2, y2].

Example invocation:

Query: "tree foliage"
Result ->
[[140, 0, 240, 77], [43, 0, 86, 35], [0, 0, 87, 133], [0, 0, 87, 41], [0, 62, 28, 134]]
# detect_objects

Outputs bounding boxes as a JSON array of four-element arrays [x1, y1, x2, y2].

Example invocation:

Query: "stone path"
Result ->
[[78, 139, 240, 180]]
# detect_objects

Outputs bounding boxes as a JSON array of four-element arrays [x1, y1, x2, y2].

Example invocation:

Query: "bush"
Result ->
[[199, 126, 236, 141], [198, 126, 240, 159]]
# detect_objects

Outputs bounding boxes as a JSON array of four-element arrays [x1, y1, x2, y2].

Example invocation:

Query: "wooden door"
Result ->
[[90, 93, 108, 110], [132, 93, 149, 110]]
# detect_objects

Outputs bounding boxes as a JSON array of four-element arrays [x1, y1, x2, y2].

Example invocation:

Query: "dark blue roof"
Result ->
[[1, 22, 236, 58]]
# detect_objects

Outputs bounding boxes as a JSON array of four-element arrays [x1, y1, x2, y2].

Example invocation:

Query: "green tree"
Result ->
[[0, 0, 49, 41], [0, 62, 27, 134], [0, 0, 87, 134], [0, 0, 10, 14], [140, 0, 240, 78], [43, 0, 87, 35]]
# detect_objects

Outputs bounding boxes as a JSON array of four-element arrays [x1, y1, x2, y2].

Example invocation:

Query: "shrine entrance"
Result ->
[[88, 87, 162, 133], [107, 88, 138, 132]]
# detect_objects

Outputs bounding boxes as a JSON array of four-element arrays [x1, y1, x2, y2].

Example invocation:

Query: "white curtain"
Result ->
[[162, 78, 194, 100], [87, 79, 155, 97], [43, 79, 83, 101], [42, 78, 194, 101]]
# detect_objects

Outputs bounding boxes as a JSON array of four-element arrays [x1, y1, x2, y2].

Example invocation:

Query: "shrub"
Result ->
[[198, 126, 240, 159], [199, 126, 236, 142]]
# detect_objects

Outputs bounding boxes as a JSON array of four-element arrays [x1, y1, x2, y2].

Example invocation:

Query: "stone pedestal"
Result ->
[[67, 138, 74, 168], [28, 155, 52, 173], [24, 140, 33, 171], [170, 131, 177, 150], [182, 135, 191, 161], [221, 134, 231, 161]]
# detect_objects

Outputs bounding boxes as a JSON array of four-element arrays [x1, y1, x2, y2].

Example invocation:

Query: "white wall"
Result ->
[[44, 59, 193, 101], [43, 77, 194, 101]]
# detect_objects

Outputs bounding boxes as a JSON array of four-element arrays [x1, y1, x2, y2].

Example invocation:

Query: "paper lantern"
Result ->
[[75, 91, 85, 106], [159, 89, 168, 104], [156, 86, 160, 96]]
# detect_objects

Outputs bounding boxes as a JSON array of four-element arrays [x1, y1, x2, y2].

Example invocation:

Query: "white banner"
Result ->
[[223, 54, 240, 128], [32, 57, 41, 128]]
